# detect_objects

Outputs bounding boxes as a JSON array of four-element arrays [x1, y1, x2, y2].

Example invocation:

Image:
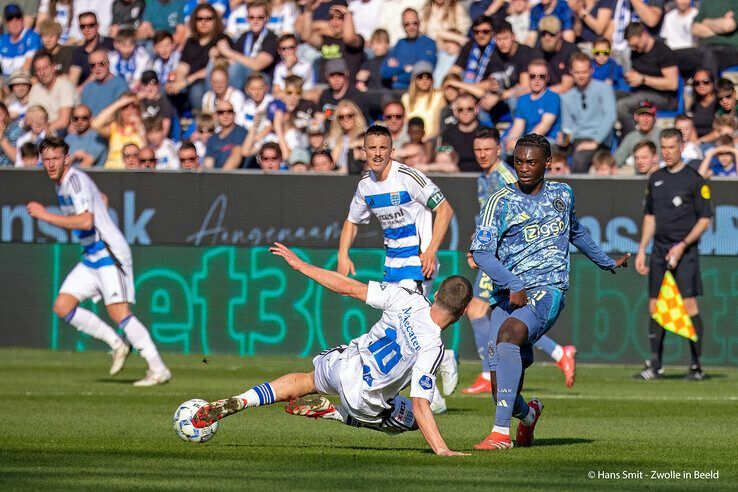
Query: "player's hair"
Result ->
[[32, 50, 54, 68], [38, 19, 63, 37], [365, 124, 392, 142], [569, 51, 591, 68], [115, 28, 136, 43], [475, 127, 501, 143], [435, 276, 473, 318], [153, 30, 173, 44], [407, 117, 425, 129], [472, 14, 493, 28], [515, 133, 551, 160], [143, 116, 164, 132], [593, 37, 611, 49], [624, 21, 646, 39], [716, 78, 735, 94], [20, 141, 39, 159], [659, 127, 684, 144], [551, 152, 567, 165], [371, 28, 390, 43], [38, 136, 69, 156], [633, 140, 657, 155]]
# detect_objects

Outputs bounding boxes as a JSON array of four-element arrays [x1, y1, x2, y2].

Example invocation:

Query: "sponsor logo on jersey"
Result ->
[[523, 219, 566, 242], [390, 192, 401, 206], [654, 180, 664, 187], [553, 197, 566, 212], [419, 375, 433, 390], [399, 307, 420, 352], [672, 196, 683, 208], [476, 228, 493, 245]]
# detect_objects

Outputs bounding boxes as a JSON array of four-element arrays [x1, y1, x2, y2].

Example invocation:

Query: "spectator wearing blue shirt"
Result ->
[[559, 51, 616, 173], [205, 100, 248, 169], [591, 37, 629, 93], [0, 4, 42, 76], [80, 49, 129, 116], [503, 59, 560, 155], [527, 0, 575, 46], [65, 104, 108, 168], [380, 9, 437, 90]]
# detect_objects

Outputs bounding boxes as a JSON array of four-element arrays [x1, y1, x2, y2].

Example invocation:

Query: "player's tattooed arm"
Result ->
[[26, 202, 93, 230], [270, 242, 369, 301], [412, 397, 470, 456]]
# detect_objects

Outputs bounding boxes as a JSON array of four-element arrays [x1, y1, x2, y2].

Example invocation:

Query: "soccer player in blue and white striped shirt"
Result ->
[[337, 125, 457, 413]]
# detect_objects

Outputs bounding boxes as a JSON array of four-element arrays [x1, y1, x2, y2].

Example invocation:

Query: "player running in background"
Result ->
[[336, 125, 457, 413], [26, 137, 171, 386], [470, 134, 629, 450], [463, 128, 576, 394], [193, 242, 472, 457]]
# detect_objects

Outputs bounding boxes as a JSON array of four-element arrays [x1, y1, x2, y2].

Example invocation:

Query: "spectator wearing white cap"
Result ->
[[5, 71, 31, 124]]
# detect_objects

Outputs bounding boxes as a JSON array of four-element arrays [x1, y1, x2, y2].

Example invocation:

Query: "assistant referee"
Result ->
[[635, 128, 713, 381]]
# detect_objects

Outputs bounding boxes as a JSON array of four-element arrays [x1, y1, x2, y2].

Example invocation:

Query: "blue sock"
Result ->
[[533, 335, 557, 357], [470, 315, 491, 371], [494, 342, 522, 428], [512, 394, 529, 420], [487, 306, 507, 373]]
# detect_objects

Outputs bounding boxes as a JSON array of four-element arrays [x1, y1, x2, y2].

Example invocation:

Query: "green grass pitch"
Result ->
[[2, 348, 737, 490]]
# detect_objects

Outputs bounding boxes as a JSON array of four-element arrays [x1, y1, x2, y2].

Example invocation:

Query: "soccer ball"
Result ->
[[173, 398, 219, 443]]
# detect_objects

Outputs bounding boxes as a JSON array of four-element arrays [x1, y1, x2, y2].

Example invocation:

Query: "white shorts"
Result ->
[[312, 346, 417, 433], [59, 261, 135, 305]]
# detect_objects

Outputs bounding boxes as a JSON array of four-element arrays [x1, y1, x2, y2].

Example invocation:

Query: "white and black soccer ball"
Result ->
[[173, 398, 219, 443]]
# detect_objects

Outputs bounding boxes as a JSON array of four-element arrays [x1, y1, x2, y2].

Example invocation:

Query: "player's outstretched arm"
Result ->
[[270, 242, 368, 302], [337, 220, 358, 276], [569, 211, 624, 271], [412, 397, 470, 457], [26, 202, 93, 230]]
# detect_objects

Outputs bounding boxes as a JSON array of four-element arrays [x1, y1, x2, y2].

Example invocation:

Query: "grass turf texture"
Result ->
[[2, 348, 737, 490]]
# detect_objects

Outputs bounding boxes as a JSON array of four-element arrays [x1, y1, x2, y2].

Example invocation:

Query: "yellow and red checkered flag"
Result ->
[[652, 271, 698, 341]]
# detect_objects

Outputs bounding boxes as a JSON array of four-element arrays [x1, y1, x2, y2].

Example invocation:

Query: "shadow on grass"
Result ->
[[530, 437, 593, 447], [94, 378, 139, 384]]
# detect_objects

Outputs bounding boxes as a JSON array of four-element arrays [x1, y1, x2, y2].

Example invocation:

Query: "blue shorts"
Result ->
[[472, 269, 494, 300], [488, 287, 565, 371]]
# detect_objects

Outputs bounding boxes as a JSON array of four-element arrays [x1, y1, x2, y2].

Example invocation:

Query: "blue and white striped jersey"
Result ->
[[56, 168, 131, 269], [348, 161, 445, 282], [108, 47, 152, 87], [475, 161, 517, 225], [0, 28, 41, 75]]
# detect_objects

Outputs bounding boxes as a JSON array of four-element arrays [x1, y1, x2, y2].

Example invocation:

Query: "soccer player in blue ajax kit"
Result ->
[[470, 134, 630, 450]]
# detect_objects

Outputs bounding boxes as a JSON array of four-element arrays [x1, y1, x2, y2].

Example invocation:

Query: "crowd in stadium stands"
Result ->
[[0, 0, 736, 177]]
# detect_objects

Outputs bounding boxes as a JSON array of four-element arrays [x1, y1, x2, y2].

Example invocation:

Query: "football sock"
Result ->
[[533, 335, 558, 359], [689, 315, 704, 367], [648, 318, 666, 368], [512, 394, 532, 424], [237, 383, 276, 408], [64, 307, 123, 350], [482, 371, 491, 381], [494, 342, 522, 429], [118, 315, 166, 372], [470, 314, 491, 370]]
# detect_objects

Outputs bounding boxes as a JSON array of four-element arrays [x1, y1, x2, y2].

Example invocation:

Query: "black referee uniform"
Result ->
[[643, 164, 712, 377]]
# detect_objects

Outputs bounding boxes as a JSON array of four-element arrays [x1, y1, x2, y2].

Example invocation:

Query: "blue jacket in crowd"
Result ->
[[592, 58, 630, 93], [380, 35, 437, 90]]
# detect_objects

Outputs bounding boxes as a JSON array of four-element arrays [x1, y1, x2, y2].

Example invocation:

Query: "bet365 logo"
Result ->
[[523, 219, 565, 242]]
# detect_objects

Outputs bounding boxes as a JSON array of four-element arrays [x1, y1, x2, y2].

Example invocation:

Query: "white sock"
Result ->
[[551, 345, 564, 362], [236, 383, 276, 408], [492, 425, 510, 436], [520, 407, 536, 426], [65, 307, 123, 350], [482, 371, 491, 381], [118, 315, 166, 372]]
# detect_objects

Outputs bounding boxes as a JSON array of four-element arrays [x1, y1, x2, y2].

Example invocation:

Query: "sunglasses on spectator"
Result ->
[[416, 73, 432, 80], [719, 93, 735, 100], [384, 113, 404, 120], [279, 44, 297, 51], [139, 157, 156, 163], [180, 156, 198, 163], [540, 30, 557, 37], [196, 16, 215, 22], [457, 106, 475, 113], [285, 89, 302, 95], [72, 115, 91, 121], [6, 14, 22, 21], [338, 112, 355, 120], [592, 49, 610, 55], [79, 22, 97, 29], [694, 79, 713, 86], [216, 109, 235, 115], [473, 28, 492, 35], [198, 127, 215, 133], [89, 61, 108, 68], [529, 74, 547, 80], [248, 14, 266, 20]]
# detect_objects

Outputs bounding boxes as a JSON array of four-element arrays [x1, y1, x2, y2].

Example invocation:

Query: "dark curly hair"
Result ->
[[515, 133, 551, 160]]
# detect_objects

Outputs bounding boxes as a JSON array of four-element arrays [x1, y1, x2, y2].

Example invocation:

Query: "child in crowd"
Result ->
[[109, 29, 152, 90], [591, 150, 617, 175], [15, 105, 51, 167], [272, 33, 315, 99], [310, 149, 336, 173], [151, 30, 181, 87], [306, 120, 330, 155], [356, 29, 391, 91], [191, 112, 215, 160], [712, 114, 738, 144], [699, 135, 738, 177], [5, 72, 31, 125], [144, 116, 179, 169], [548, 152, 570, 175], [674, 114, 704, 164], [591, 38, 629, 94], [19, 141, 39, 168]]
